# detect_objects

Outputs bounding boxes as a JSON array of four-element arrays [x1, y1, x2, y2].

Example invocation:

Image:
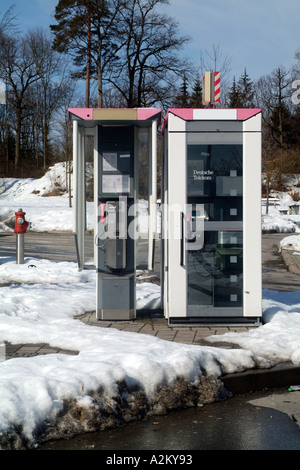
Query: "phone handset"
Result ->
[[100, 202, 106, 223]]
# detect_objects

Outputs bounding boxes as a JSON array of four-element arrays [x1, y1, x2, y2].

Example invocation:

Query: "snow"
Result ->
[[0, 163, 300, 449], [280, 234, 300, 252], [261, 186, 300, 233]]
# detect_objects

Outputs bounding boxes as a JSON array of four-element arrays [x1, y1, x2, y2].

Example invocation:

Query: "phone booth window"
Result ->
[[187, 144, 243, 311]]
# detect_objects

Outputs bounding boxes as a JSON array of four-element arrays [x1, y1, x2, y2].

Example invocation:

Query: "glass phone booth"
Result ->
[[161, 108, 262, 324], [69, 107, 161, 321]]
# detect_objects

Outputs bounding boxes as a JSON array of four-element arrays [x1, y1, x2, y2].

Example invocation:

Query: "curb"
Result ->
[[222, 363, 300, 395]]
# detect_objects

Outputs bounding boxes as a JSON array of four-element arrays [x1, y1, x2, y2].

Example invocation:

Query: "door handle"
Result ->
[[180, 211, 184, 266]]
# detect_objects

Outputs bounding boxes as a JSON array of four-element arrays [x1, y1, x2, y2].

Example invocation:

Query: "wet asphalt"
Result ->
[[38, 389, 300, 451]]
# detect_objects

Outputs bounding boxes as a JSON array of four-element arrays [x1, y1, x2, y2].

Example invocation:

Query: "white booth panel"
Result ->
[[162, 108, 262, 324]]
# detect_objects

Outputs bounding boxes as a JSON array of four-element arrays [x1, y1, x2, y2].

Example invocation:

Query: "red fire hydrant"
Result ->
[[14, 209, 29, 234], [14, 209, 29, 264]]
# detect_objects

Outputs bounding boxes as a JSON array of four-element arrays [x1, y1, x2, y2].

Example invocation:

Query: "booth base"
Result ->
[[168, 316, 262, 326], [97, 273, 136, 321], [98, 309, 136, 321]]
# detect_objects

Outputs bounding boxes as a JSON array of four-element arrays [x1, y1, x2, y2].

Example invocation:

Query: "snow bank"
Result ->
[[261, 214, 299, 233], [207, 289, 300, 364], [0, 162, 152, 233], [0, 163, 81, 232], [261, 187, 300, 233], [280, 234, 300, 252]]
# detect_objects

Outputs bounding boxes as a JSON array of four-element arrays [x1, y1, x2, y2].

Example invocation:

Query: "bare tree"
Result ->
[[27, 27, 69, 169], [51, 0, 124, 108], [256, 66, 294, 149], [89, 0, 125, 107], [109, 0, 190, 109], [54, 80, 81, 206], [0, 32, 39, 168], [0, 6, 18, 173], [0, 5, 18, 35], [0, 10, 74, 174], [200, 44, 232, 76], [199, 44, 232, 105]]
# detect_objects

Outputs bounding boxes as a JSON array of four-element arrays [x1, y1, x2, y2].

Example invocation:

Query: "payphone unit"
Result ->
[[96, 124, 136, 320]]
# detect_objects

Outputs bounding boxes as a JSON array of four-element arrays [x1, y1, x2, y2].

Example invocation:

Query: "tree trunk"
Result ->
[[266, 173, 270, 215], [97, 63, 102, 108], [97, 37, 103, 108], [85, 9, 91, 108], [15, 109, 21, 169]]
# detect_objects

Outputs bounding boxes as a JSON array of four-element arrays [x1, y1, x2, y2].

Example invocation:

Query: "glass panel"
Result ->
[[188, 199, 243, 221], [187, 144, 243, 310], [187, 230, 243, 308], [187, 144, 243, 198]]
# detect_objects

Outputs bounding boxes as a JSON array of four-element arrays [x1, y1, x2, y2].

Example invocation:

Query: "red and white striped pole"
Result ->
[[202, 71, 221, 106], [214, 71, 221, 104]]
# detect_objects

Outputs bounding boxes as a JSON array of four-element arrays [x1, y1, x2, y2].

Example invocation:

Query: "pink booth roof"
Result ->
[[162, 108, 261, 132], [68, 107, 162, 122]]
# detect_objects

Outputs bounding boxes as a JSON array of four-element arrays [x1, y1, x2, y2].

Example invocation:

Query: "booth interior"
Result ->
[[69, 107, 262, 325]]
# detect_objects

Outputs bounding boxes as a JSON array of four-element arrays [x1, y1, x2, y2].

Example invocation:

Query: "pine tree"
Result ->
[[228, 76, 242, 108], [51, 0, 118, 108], [190, 75, 203, 108], [237, 68, 255, 107], [174, 75, 190, 107], [228, 70, 255, 108], [51, 0, 92, 107]]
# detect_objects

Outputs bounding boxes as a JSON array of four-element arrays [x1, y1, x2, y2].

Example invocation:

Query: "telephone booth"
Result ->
[[161, 108, 262, 324], [69, 108, 161, 320]]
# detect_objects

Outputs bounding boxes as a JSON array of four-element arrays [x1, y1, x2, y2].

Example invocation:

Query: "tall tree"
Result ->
[[27, 28, 68, 168], [51, 0, 123, 107], [256, 66, 294, 149], [0, 6, 18, 173], [190, 74, 203, 108], [228, 70, 254, 108], [89, 0, 124, 107], [0, 32, 39, 168], [174, 75, 189, 107], [51, 0, 190, 110], [106, 0, 190, 109], [257, 66, 299, 198], [51, 0, 92, 107], [237, 68, 255, 107], [228, 76, 242, 107]]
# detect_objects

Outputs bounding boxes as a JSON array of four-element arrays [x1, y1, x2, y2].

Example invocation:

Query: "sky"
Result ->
[[1, 0, 299, 84], [166, 0, 300, 81]]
